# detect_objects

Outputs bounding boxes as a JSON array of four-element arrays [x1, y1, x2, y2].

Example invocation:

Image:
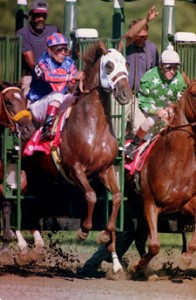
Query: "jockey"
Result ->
[[27, 32, 84, 142], [125, 44, 187, 160]]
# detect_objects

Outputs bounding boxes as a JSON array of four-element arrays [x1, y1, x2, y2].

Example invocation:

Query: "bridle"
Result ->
[[0, 87, 32, 132], [100, 49, 129, 96]]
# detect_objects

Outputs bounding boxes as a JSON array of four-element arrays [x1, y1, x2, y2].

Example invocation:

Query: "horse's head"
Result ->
[[0, 85, 35, 142], [183, 79, 196, 124], [100, 48, 132, 105]]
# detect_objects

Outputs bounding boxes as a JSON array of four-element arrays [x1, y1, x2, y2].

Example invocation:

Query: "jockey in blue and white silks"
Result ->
[[27, 32, 84, 142]]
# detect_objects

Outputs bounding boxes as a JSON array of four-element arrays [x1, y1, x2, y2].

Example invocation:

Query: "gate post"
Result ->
[[64, 0, 77, 47], [16, 0, 28, 31], [112, 0, 125, 39], [162, 0, 176, 51], [2, 128, 22, 230]]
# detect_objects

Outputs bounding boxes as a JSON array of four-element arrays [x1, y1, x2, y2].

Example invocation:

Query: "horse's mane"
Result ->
[[82, 40, 107, 75]]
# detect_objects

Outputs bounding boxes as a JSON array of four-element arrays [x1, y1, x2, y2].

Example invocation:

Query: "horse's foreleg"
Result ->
[[28, 230, 45, 263], [70, 164, 97, 240], [178, 198, 196, 269], [15, 230, 29, 266], [107, 231, 123, 273], [132, 202, 160, 272], [97, 166, 123, 273]]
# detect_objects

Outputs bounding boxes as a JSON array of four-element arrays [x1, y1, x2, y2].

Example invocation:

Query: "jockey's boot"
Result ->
[[125, 127, 148, 160], [40, 105, 58, 142]]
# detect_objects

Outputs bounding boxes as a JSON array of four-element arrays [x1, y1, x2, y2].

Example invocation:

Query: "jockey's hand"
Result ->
[[146, 6, 159, 23], [157, 108, 168, 119], [75, 71, 85, 81]]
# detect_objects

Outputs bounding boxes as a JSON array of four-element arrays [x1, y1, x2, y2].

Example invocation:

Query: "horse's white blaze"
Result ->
[[13, 92, 22, 100]]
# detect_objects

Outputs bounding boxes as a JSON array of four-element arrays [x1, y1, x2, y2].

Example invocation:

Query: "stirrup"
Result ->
[[125, 142, 138, 160], [40, 129, 55, 142]]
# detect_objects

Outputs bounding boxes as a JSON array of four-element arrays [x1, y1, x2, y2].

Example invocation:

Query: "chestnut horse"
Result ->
[[129, 79, 196, 272], [0, 81, 35, 261], [17, 41, 132, 271]]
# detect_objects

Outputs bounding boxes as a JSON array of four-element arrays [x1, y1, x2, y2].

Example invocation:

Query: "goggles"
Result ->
[[52, 46, 68, 54], [162, 64, 180, 72]]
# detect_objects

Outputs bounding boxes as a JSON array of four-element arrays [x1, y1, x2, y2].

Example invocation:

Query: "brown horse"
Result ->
[[16, 41, 132, 271], [0, 81, 35, 260], [128, 79, 196, 272]]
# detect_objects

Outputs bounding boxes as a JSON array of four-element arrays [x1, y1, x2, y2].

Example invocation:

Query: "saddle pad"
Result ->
[[124, 135, 160, 175], [23, 111, 67, 156]]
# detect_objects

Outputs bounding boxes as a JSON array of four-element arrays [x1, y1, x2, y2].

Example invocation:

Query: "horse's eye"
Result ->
[[105, 61, 114, 75], [5, 98, 12, 106]]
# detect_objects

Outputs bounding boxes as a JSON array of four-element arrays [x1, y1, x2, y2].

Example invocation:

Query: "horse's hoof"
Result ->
[[96, 230, 110, 245], [15, 252, 29, 266], [113, 262, 123, 274], [28, 243, 44, 263], [76, 229, 88, 241], [127, 262, 138, 274], [176, 254, 192, 271], [28, 248, 42, 263], [106, 267, 126, 280], [0, 252, 11, 265]]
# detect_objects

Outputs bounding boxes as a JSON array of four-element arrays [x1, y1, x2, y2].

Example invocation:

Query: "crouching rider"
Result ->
[[125, 45, 187, 160], [27, 32, 84, 142]]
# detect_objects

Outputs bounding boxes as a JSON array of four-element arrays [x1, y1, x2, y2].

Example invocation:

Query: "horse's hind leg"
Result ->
[[0, 200, 12, 263]]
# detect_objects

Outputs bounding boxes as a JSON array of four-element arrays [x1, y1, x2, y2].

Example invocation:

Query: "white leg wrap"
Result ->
[[15, 230, 28, 252], [141, 117, 155, 131], [112, 252, 123, 273], [33, 230, 44, 247]]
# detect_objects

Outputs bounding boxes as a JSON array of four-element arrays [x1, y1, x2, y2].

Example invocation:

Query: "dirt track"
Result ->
[[0, 234, 196, 300]]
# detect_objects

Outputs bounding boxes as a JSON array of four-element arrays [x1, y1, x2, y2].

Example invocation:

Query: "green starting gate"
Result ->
[[0, 36, 22, 82], [0, 36, 22, 230], [174, 32, 196, 80], [1, 31, 196, 232]]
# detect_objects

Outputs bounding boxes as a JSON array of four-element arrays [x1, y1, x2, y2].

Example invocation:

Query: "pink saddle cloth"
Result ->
[[23, 111, 66, 156], [124, 135, 160, 175]]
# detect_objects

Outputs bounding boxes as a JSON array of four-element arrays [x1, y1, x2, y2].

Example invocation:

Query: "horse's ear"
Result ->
[[0, 81, 10, 91], [99, 40, 108, 55], [182, 71, 191, 86], [13, 82, 22, 89]]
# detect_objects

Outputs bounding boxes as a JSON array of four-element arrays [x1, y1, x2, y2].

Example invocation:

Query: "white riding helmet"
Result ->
[[160, 44, 180, 64]]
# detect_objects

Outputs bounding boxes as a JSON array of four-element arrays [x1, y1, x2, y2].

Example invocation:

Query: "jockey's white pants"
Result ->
[[29, 92, 75, 123]]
